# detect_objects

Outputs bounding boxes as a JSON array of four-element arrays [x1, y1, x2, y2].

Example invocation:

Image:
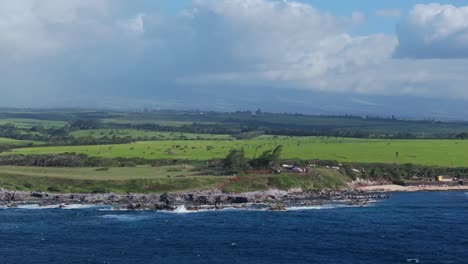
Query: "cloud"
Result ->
[[394, 4, 468, 58], [121, 13, 146, 35], [178, 0, 396, 90], [1, 0, 468, 110], [376, 8, 401, 17], [0, 0, 140, 61]]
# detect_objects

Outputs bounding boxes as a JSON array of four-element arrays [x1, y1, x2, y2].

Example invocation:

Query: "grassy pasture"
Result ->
[[0, 165, 227, 193], [0, 172, 225, 194], [101, 116, 218, 127], [0, 137, 42, 147], [120, 111, 468, 136], [7, 136, 468, 167], [222, 169, 348, 193], [71, 129, 233, 140], [0, 165, 349, 193], [0, 165, 209, 180], [0, 118, 67, 129]]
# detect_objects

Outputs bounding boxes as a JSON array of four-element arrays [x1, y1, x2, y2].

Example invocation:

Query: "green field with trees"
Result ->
[[0, 164, 351, 193], [1, 108, 468, 194], [6, 136, 468, 167], [70, 129, 233, 141], [0, 167, 225, 194]]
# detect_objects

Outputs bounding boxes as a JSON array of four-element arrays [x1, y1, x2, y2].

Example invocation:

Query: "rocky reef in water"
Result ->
[[0, 188, 388, 211]]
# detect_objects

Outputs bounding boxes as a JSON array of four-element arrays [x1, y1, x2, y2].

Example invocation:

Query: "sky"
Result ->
[[2, 0, 468, 119]]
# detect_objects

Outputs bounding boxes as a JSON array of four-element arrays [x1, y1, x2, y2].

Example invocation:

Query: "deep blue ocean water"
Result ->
[[0, 191, 467, 264]]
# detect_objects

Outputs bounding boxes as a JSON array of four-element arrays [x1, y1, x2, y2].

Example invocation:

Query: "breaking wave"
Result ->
[[13, 204, 109, 210], [286, 204, 342, 211], [62, 204, 109, 210], [100, 214, 151, 221], [16, 204, 61, 210]]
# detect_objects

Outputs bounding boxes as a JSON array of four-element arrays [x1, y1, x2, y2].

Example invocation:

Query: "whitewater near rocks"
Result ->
[[0, 188, 387, 211]]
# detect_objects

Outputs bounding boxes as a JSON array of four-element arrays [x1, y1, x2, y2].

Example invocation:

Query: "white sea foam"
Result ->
[[61, 204, 109, 210], [16, 204, 61, 209], [167, 205, 215, 214], [167, 204, 346, 213], [100, 214, 151, 221], [13, 204, 110, 210], [172, 205, 190, 213], [98, 208, 126, 212], [286, 204, 346, 211]]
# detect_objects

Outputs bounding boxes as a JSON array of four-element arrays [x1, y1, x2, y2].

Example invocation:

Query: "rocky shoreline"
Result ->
[[0, 188, 388, 211]]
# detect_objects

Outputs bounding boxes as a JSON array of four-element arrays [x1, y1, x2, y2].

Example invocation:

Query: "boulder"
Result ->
[[31, 192, 44, 198], [153, 203, 175, 211], [194, 195, 217, 205], [269, 204, 287, 211], [83, 194, 104, 203], [160, 193, 185, 205], [11, 192, 27, 201], [127, 203, 142, 210]]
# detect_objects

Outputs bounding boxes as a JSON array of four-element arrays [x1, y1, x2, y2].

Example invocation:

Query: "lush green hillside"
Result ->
[[0, 137, 41, 147], [0, 165, 207, 180], [101, 118, 217, 127], [0, 118, 67, 129], [0, 165, 225, 193], [71, 129, 234, 140], [0, 165, 350, 193], [3, 109, 468, 141], [100, 111, 468, 138], [7, 136, 468, 167]]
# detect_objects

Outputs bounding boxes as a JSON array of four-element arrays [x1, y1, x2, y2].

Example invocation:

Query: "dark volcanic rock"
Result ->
[[228, 196, 249, 204], [160, 193, 180, 205], [0, 187, 389, 211], [127, 203, 143, 210], [31, 192, 44, 198], [269, 203, 287, 211]]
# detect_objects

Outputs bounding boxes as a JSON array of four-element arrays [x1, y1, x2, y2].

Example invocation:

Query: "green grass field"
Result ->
[[71, 129, 234, 140], [0, 165, 227, 193], [0, 137, 41, 147], [6, 136, 468, 167], [0, 165, 210, 180], [0, 118, 67, 129], [0, 172, 225, 194], [101, 117, 218, 127], [0, 165, 349, 193], [101, 111, 468, 136]]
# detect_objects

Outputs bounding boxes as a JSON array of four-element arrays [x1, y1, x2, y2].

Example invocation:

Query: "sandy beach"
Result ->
[[358, 184, 468, 192]]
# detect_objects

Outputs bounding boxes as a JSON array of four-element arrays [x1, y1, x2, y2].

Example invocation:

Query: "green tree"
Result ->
[[250, 145, 283, 169], [223, 148, 249, 174]]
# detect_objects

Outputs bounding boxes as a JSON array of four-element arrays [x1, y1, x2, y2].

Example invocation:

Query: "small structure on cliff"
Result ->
[[436, 175, 454, 182]]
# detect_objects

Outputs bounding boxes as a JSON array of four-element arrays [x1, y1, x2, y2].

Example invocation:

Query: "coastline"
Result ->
[[1, 185, 466, 211], [0, 188, 386, 211], [357, 184, 468, 192]]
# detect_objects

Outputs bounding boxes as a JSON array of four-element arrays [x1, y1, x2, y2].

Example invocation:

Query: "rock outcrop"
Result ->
[[0, 188, 389, 211]]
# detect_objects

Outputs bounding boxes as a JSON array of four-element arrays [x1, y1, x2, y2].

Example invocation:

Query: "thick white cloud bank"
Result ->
[[395, 3, 468, 58], [0, 0, 116, 59], [1, 0, 468, 106], [175, 0, 397, 94]]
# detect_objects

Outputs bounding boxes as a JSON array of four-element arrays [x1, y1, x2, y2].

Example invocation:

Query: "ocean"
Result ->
[[0, 191, 467, 264]]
